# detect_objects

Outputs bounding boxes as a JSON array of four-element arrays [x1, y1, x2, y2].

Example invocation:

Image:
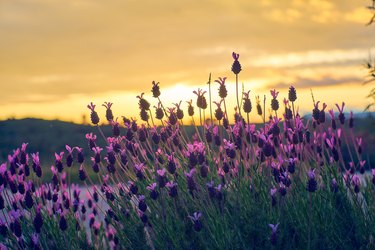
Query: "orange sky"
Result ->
[[0, 0, 374, 124]]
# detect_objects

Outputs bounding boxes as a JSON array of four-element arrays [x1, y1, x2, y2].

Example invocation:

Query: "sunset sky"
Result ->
[[0, 0, 374, 124]]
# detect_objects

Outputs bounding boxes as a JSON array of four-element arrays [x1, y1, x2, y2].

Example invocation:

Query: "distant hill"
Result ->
[[0, 116, 374, 167], [0, 118, 111, 164]]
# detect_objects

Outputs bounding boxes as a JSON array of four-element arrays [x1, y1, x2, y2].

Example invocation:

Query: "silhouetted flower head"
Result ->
[[335, 102, 345, 124], [213, 100, 224, 121], [312, 101, 321, 122], [102, 102, 114, 122], [231, 52, 242, 74], [215, 77, 228, 98], [256, 95, 263, 116], [193, 88, 207, 109], [174, 101, 184, 120], [187, 100, 195, 116], [270, 89, 279, 111], [243, 90, 252, 114], [168, 107, 178, 125], [151, 81, 161, 98], [87, 102, 100, 125], [140, 108, 149, 122], [288, 85, 297, 102], [137, 93, 151, 110], [154, 102, 164, 120]]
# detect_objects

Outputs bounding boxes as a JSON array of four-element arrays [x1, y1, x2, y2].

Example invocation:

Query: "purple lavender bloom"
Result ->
[[157, 168, 167, 188], [86, 133, 97, 149], [138, 195, 147, 212], [166, 181, 178, 197], [31, 233, 40, 249], [79, 165, 87, 181], [185, 169, 197, 193], [331, 178, 338, 193], [335, 102, 345, 124], [188, 212, 202, 232], [147, 183, 159, 200], [128, 181, 138, 195], [54, 152, 64, 173], [270, 188, 277, 207], [307, 169, 318, 192], [75, 147, 84, 164], [352, 175, 361, 193], [166, 153, 176, 174], [65, 145, 74, 167], [269, 223, 279, 245], [223, 139, 236, 159], [134, 163, 146, 180]]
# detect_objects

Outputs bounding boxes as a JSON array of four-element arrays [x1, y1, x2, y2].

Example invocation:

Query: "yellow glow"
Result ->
[[0, 0, 374, 123]]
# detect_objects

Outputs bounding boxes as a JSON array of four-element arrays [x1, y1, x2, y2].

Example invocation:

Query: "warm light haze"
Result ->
[[0, 0, 374, 124]]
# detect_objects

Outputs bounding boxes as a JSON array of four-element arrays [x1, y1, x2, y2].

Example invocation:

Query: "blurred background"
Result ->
[[0, 0, 374, 165]]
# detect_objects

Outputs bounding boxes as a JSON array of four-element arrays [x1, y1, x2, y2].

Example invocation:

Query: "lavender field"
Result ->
[[0, 52, 374, 249]]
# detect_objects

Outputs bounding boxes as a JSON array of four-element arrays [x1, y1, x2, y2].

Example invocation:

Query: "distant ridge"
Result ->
[[0, 116, 374, 165], [0, 118, 111, 163]]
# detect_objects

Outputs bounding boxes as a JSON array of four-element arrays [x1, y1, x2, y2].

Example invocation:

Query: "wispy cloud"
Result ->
[[250, 49, 373, 68], [270, 75, 362, 89]]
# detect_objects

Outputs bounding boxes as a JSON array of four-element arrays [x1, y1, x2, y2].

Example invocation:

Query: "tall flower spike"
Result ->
[[87, 102, 100, 125]]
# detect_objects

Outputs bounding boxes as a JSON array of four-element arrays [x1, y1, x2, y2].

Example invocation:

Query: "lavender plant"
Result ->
[[0, 53, 374, 250]]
